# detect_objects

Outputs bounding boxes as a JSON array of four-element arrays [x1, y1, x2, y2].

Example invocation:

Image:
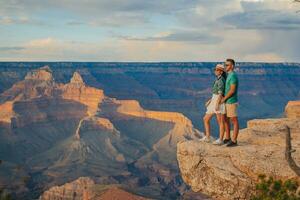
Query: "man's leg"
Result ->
[[224, 115, 231, 140], [230, 116, 239, 143], [203, 114, 214, 138]]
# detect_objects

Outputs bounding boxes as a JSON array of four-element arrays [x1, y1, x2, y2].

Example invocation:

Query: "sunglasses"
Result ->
[[215, 68, 223, 71]]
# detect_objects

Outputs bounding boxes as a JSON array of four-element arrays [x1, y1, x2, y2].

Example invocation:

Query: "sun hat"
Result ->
[[215, 64, 225, 71]]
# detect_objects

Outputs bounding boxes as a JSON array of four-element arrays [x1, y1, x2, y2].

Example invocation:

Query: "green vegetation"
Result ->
[[251, 175, 300, 200], [0, 189, 12, 200]]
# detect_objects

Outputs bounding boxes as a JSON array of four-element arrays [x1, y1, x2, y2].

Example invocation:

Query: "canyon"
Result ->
[[0, 66, 201, 199], [0, 62, 299, 133], [0, 62, 299, 199]]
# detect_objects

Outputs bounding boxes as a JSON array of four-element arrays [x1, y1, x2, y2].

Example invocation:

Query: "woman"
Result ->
[[200, 64, 226, 145]]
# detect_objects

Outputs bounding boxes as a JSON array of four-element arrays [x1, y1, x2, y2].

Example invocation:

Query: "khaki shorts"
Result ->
[[225, 103, 238, 118]]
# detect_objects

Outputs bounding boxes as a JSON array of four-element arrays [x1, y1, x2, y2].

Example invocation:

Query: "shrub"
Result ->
[[0, 189, 12, 200], [251, 174, 300, 200]]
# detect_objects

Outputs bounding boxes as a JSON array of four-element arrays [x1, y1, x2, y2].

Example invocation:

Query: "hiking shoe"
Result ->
[[223, 138, 231, 144], [199, 136, 211, 143], [226, 140, 238, 147], [213, 138, 224, 145]]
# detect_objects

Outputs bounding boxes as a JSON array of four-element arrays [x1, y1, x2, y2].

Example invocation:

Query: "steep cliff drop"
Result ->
[[177, 101, 300, 200]]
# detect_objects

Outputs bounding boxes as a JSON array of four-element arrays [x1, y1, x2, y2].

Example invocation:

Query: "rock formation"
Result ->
[[24, 66, 54, 82], [0, 66, 201, 199], [39, 177, 95, 200], [0, 68, 106, 128], [60, 72, 105, 116], [39, 177, 149, 200], [1, 62, 300, 134], [177, 101, 300, 200], [74, 116, 120, 139], [117, 99, 199, 146]]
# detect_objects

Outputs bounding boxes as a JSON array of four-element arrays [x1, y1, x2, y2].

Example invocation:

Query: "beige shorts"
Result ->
[[225, 103, 238, 117]]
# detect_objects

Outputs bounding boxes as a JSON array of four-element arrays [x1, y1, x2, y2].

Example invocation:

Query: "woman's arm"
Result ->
[[215, 79, 224, 110], [205, 98, 212, 107]]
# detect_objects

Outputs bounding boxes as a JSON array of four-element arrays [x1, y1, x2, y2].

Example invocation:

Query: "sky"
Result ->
[[0, 0, 300, 62]]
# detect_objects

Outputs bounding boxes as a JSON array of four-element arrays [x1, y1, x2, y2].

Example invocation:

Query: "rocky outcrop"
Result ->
[[75, 116, 120, 139], [24, 66, 54, 82], [70, 71, 85, 85], [60, 72, 104, 116], [285, 101, 300, 119], [0, 68, 105, 127], [39, 177, 95, 200], [39, 177, 148, 200], [177, 101, 300, 200]]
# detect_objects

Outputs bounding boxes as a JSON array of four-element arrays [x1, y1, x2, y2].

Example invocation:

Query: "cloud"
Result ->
[[257, 30, 300, 61], [0, 0, 200, 15], [119, 30, 223, 44], [220, 0, 300, 29], [0, 37, 124, 61], [88, 12, 149, 27], [27, 38, 58, 47], [0, 0, 199, 27], [0, 46, 25, 51], [65, 21, 85, 26], [0, 0, 300, 62], [243, 52, 284, 62], [0, 16, 44, 25]]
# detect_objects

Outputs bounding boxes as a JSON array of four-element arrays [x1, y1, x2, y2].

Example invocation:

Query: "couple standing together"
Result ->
[[200, 59, 239, 147]]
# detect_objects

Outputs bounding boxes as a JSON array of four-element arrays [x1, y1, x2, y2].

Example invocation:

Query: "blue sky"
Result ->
[[0, 0, 300, 62]]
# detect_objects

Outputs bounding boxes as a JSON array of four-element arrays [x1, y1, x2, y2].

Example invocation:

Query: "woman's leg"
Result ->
[[203, 113, 214, 138], [216, 113, 225, 140]]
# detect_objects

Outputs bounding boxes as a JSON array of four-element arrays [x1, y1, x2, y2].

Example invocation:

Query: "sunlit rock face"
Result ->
[[60, 72, 105, 116], [0, 66, 202, 199], [0, 101, 15, 123], [0, 68, 105, 127], [177, 101, 300, 200], [285, 101, 300, 119]]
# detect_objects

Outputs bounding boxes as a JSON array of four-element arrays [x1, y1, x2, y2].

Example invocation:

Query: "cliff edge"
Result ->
[[177, 101, 300, 200]]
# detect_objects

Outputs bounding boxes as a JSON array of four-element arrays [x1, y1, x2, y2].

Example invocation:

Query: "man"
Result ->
[[221, 58, 239, 147]]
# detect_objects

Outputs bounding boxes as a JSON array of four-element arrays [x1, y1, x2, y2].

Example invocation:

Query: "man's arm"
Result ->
[[222, 84, 236, 103]]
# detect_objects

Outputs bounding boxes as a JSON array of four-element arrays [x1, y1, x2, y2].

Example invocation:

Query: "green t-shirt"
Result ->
[[225, 71, 238, 104], [212, 76, 225, 95]]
